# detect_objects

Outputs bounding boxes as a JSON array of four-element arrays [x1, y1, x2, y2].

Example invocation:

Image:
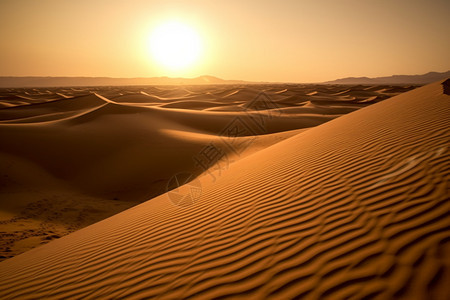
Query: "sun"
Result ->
[[149, 21, 202, 72]]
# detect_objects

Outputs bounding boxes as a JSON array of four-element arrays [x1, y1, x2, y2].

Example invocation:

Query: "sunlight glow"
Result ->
[[149, 21, 202, 72]]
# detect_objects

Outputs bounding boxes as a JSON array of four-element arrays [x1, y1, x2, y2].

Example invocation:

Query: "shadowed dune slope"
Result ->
[[0, 81, 449, 299]]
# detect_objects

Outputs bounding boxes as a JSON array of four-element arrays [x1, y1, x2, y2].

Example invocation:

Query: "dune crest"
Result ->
[[0, 81, 448, 299]]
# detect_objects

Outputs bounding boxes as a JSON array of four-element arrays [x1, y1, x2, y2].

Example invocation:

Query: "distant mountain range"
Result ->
[[324, 71, 450, 85], [0, 71, 448, 87], [0, 75, 247, 88]]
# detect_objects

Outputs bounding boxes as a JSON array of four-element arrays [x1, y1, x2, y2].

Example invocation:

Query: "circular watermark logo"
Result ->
[[166, 172, 202, 207]]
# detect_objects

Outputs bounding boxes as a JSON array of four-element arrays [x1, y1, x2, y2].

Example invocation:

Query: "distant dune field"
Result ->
[[0, 81, 448, 299]]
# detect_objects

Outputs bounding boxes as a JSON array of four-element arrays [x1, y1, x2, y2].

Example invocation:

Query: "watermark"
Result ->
[[368, 146, 447, 190], [193, 142, 232, 182], [167, 172, 202, 207], [219, 116, 258, 156], [166, 91, 281, 207]]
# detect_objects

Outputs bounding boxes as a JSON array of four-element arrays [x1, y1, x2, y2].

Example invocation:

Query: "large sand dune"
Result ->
[[0, 81, 448, 299]]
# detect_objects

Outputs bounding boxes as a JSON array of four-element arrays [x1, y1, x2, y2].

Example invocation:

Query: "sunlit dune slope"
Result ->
[[0, 81, 448, 299]]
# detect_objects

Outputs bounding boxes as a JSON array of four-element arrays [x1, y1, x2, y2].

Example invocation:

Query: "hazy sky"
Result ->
[[1, 0, 449, 82]]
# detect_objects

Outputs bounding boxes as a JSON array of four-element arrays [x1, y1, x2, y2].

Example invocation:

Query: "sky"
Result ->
[[0, 0, 449, 82]]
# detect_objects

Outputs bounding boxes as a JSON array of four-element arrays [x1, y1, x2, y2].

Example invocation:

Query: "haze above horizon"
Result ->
[[0, 0, 449, 83]]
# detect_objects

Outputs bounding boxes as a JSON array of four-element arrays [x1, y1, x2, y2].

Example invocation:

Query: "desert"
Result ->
[[1, 0, 449, 299], [0, 80, 449, 299]]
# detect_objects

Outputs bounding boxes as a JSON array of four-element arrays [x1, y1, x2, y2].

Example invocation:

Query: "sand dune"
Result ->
[[2, 83, 411, 259], [0, 81, 447, 299]]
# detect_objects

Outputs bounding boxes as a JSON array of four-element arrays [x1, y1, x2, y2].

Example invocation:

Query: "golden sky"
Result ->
[[0, 0, 449, 82]]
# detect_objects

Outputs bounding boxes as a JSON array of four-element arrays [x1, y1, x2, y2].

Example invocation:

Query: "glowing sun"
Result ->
[[149, 21, 202, 71]]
